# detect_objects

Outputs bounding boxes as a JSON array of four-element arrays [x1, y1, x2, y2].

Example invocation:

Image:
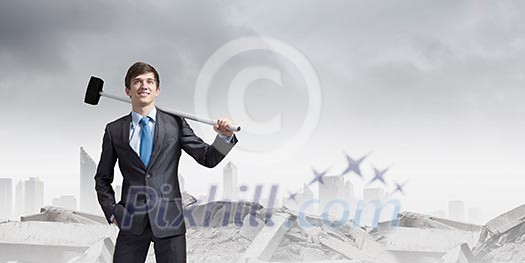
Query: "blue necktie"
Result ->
[[139, 117, 153, 166]]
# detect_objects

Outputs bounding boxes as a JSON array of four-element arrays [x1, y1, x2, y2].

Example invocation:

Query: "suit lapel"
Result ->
[[148, 108, 165, 170], [120, 113, 147, 170]]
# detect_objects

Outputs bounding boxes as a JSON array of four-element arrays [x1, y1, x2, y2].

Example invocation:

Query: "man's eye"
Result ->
[[147, 80, 155, 84]]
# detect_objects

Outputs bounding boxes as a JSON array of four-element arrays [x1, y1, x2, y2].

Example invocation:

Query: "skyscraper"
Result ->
[[24, 177, 44, 215], [448, 200, 466, 222], [359, 187, 388, 226], [0, 178, 13, 219], [319, 175, 351, 218], [14, 181, 25, 219], [80, 147, 99, 214], [344, 181, 356, 207], [222, 161, 238, 201]]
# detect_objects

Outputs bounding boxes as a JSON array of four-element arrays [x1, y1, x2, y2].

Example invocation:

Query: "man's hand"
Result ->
[[213, 118, 234, 137]]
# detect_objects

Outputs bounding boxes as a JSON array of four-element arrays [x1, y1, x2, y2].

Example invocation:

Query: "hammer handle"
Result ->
[[99, 91, 241, 132]]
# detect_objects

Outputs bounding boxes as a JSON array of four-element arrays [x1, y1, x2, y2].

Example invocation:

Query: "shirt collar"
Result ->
[[131, 107, 157, 127]]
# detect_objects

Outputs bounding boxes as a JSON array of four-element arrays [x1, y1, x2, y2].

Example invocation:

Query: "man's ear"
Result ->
[[125, 87, 131, 98], [155, 86, 160, 97]]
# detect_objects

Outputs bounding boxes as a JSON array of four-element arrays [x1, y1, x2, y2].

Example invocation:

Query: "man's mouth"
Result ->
[[138, 91, 150, 97]]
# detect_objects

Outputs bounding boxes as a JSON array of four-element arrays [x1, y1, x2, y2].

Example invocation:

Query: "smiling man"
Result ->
[[94, 61, 237, 263]]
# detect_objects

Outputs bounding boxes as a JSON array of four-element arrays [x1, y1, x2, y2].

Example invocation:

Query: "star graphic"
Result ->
[[393, 181, 408, 195], [309, 167, 330, 185], [287, 191, 297, 201], [341, 152, 371, 178], [368, 165, 391, 186]]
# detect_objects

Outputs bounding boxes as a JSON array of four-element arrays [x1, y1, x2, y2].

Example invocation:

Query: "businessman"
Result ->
[[94, 61, 237, 263]]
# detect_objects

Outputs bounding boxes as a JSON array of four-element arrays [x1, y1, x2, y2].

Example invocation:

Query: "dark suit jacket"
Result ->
[[94, 108, 237, 238]]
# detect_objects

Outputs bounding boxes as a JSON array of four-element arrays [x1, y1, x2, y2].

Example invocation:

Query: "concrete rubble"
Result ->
[[371, 212, 480, 262], [0, 208, 117, 263], [441, 243, 474, 263], [21, 206, 108, 224], [67, 237, 114, 263], [472, 205, 525, 263], [2, 200, 525, 262], [241, 213, 291, 262]]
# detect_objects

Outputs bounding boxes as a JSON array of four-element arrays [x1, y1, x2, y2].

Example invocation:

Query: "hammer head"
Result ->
[[84, 76, 104, 105]]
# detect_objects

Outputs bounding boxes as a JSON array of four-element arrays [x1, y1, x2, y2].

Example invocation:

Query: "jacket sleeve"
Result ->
[[94, 125, 118, 223], [180, 118, 237, 168]]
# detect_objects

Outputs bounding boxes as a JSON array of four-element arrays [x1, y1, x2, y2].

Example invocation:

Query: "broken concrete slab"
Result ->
[[429, 217, 481, 232], [181, 191, 197, 207], [0, 221, 117, 247], [240, 214, 265, 241], [473, 212, 525, 262], [375, 227, 480, 254], [67, 237, 114, 263], [378, 211, 456, 230], [240, 213, 291, 262], [0, 221, 117, 263], [484, 204, 525, 237], [441, 243, 474, 263], [322, 223, 398, 262], [21, 206, 106, 225], [377, 211, 482, 232], [318, 231, 397, 263], [69, 211, 109, 225], [473, 204, 525, 262]]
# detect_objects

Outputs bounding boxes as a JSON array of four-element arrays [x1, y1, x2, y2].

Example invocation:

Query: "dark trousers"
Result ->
[[113, 217, 186, 263]]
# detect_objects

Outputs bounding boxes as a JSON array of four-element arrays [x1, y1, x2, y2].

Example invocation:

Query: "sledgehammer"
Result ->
[[84, 76, 241, 132]]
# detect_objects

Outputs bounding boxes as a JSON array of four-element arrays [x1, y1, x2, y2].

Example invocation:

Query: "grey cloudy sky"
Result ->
[[1, 0, 524, 222]]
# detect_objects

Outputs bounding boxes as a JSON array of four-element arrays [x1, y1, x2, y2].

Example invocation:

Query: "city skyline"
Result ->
[[0, 155, 486, 225]]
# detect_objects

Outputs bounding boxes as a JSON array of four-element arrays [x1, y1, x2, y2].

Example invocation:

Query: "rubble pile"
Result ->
[[371, 212, 481, 263], [0, 214, 117, 263], [3, 201, 525, 262], [183, 204, 366, 262], [21, 206, 108, 224], [472, 205, 525, 263]]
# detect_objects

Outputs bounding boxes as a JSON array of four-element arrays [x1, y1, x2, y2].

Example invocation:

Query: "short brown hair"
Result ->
[[124, 62, 160, 89]]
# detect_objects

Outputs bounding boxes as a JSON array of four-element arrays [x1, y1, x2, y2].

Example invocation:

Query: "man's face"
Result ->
[[125, 72, 160, 107]]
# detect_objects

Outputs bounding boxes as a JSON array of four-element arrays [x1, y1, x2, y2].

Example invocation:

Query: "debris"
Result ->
[[377, 211, 481, 232], [374, 227, 479, 254], [319, 231, 396, 263], [240, 214, 265, 241], [185, 201, 262, 227], [241, 213, 291, 262], [67, 237, 114, 263], [21, 206, 107, 225], [472, 205, 525, 263], [182, 191, 198, 207], [476, 204, 525, 245], [441, 243, 474, 263], [0, 220, 117, 262], [5, 201, 525, 263]]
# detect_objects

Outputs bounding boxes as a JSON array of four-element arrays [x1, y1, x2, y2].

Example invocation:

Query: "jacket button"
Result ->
[[146, 174, 151, 179]]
